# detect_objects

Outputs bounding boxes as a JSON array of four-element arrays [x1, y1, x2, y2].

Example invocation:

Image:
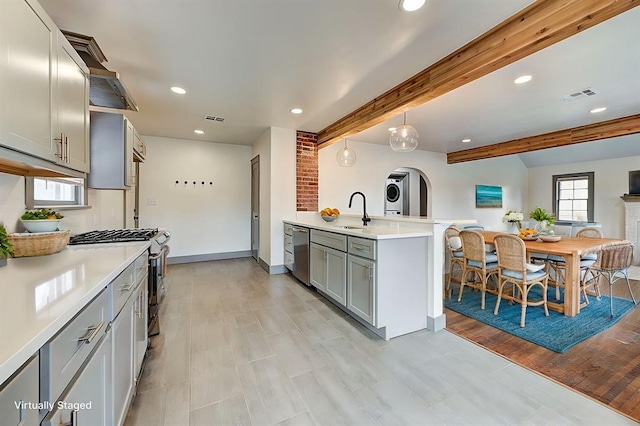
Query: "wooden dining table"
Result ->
[[479, 231, 622, 317]]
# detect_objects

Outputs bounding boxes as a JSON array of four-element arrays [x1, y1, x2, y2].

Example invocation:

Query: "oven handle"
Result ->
[[149, 244, 170, 260]]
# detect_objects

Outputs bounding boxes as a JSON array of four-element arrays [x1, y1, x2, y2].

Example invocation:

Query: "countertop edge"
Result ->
[[284, 219, 433, 239], [0, 242, 150, 385]]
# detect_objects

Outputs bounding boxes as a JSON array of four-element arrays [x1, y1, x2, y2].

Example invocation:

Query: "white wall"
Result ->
[[139, 136, 252, 258], [0, 173, 124, 233], [528, 155, 640, 239], [251, 127, 297, 268], [319, 140, 528, 231]]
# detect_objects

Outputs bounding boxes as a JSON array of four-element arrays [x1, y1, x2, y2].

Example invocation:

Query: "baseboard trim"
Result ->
[[427, 313, 446, 332], [168, 250, 252, 265], [257, 258, 288, 275]]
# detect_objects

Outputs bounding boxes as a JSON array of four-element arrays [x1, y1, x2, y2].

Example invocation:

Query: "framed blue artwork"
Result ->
[[476, 185, 502, 208]]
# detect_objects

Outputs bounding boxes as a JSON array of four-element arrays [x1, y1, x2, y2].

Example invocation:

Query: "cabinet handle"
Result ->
[[59, 409, 77, 426], [54, 133, 64, 160], [323, 250, 328, 260], [77, 322, 104, 344], [64, 135, 70, 163], [120, 282, 135, 292], [368, 265, 374, 282], [17, 398, 24, 425], [352, 244, 367, 251]]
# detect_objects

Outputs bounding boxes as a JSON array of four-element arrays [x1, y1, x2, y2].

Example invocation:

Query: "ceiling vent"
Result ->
[[562, 87, 598, 102], [204, 115, 225, 122]]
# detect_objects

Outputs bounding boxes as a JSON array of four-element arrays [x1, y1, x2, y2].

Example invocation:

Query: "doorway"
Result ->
[[384, 167, 431, 217], [251, 156, 260, 261]]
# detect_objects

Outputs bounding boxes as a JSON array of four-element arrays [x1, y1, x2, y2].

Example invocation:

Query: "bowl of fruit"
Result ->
[[20, 209, 64, 233], [518, 228, 539, 241], [320, 207, 340, 222]]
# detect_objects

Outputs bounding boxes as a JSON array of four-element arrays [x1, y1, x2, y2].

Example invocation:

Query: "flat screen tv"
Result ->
[[630, 170, 640, 195]]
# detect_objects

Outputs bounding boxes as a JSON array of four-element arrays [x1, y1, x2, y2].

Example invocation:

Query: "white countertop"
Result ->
[[0, 242, 150, 385], [284, 218, 433, 239]]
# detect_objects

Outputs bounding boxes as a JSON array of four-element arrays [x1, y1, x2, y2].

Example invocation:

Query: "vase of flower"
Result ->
[[529, 207, 555, 236], [503, 210, 524, 235]]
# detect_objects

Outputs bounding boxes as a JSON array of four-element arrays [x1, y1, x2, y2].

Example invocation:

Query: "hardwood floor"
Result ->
[[125, 258, 633, 425], [446, 278, 640, 423]]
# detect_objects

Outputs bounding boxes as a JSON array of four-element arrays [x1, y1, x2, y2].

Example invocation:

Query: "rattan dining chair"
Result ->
[[493, 234, 549, 327], [444, 226, 464, 299], [548, 227, 602, 303], [458, 230, 498, 309], [585, 240, 637, 317]]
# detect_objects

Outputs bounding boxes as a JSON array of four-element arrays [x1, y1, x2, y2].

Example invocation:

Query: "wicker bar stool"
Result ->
[[458, 230, 498, 309], [444, 226, 464, 299], [586, 241, 637, 317]]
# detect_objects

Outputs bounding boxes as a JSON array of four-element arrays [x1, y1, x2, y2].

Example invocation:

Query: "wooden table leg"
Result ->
[[563, 251, 580, 316]]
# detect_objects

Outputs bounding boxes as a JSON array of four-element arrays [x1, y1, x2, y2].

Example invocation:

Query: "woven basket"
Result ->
[[8, 230, 70, 257]]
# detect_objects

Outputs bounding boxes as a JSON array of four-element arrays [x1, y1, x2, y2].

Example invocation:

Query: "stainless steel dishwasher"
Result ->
[[292, 226, 310, 285]]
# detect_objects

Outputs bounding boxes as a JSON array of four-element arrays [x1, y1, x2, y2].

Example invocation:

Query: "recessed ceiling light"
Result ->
[[171, 86, 186, 94], [194, 129, 204, 134], [399, 0, 426, 12], [388, 127, 396, 132], [462, 138, 472, 143], [590, 107, 607, 114], [290, 108, 303, 114], [514, 75, 532, 85]]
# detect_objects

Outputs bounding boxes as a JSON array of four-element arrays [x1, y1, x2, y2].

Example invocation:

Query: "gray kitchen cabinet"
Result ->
[[0, 0, 89, 173], [54, 38, 89, 172], [347, 254, 377, 326], [42, 332, 112, 426], [0, 355, 39, 426], [133, 276, 148, 382], [112, 289, 135, 426], [88, 111, 136, 189], [310, 242, 347, 306], [0, 0, 56, 163]]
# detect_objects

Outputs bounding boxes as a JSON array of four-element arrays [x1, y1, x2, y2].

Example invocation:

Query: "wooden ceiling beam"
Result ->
[[446, 114, 640, 164], [317, 0, 638, 149]]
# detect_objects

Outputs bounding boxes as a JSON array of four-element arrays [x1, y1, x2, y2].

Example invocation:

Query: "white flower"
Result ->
[[503, 210, 523, 223]]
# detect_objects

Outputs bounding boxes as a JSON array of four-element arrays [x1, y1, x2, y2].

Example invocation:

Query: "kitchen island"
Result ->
[[284, 216, 438, 339], [0, 242, 149, 425]]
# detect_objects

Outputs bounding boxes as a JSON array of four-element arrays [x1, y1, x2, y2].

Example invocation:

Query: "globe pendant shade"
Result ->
[[390, 124, 418, 152], [336, 145, 356, 167]]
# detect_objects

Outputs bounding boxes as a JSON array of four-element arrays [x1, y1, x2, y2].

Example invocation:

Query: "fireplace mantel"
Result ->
[[621, 195, 640, 202]]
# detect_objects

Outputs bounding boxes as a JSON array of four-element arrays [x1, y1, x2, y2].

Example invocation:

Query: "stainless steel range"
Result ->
[[69, 228, 171, 336]]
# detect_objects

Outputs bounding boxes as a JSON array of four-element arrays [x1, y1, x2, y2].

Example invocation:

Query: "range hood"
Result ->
[[62, 31, 138, 111]]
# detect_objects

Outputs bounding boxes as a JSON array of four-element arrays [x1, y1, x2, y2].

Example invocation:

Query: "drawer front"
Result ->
[[311, 229, 347, 252], [284, 234, 293, 253], [112, 262, 137, 319], [0, 355, 39, 426], [284, 250, 294, 271], [348, 236, 376, 260], [135, 251, 149, 285], [41, 289, 108, 404], [284, 223, 293, 236]]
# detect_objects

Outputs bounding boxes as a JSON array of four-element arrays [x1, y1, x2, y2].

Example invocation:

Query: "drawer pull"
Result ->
[[60, 409, 77, 426], [352, 244, 368, 251], [120, 282, 135, 292], [77, 322, 104, 344]]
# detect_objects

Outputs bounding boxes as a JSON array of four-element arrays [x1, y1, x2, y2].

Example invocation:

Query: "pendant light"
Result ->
[[389, 112, 419, 152], [336, 138, 356, 167]]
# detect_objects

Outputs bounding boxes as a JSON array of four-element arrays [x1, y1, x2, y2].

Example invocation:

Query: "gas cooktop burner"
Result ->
[[69, 228, 159, 245]]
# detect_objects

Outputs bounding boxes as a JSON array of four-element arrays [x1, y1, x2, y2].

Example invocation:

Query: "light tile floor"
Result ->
[[125, 258, 635, 426]]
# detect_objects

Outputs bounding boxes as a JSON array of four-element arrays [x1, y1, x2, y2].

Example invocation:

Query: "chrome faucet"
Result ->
[[349, 191, 371, 226]]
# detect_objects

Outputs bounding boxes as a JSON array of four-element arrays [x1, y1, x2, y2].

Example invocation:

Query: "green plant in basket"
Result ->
[[0, 225, 14, 259], [21, 208, 64, 220]]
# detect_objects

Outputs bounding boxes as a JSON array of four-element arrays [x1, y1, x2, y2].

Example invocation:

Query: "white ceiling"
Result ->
[[38, 0, 640, 166]]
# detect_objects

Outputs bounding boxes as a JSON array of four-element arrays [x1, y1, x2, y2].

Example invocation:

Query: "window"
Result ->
[[552, 172, 594, 223], [25, 177, 87, 208]]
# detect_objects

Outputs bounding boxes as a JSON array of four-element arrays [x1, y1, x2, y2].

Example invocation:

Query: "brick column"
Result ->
[[296, 131, 318, 212]]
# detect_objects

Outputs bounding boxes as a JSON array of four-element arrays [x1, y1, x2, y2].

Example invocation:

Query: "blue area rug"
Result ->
[[445, 287, 636, 353]]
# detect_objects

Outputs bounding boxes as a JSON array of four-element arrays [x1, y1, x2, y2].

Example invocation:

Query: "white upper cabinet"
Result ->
[[0, 0, 89, 173], [0, 0, 55, 162], [53, 37, 89, 172]]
